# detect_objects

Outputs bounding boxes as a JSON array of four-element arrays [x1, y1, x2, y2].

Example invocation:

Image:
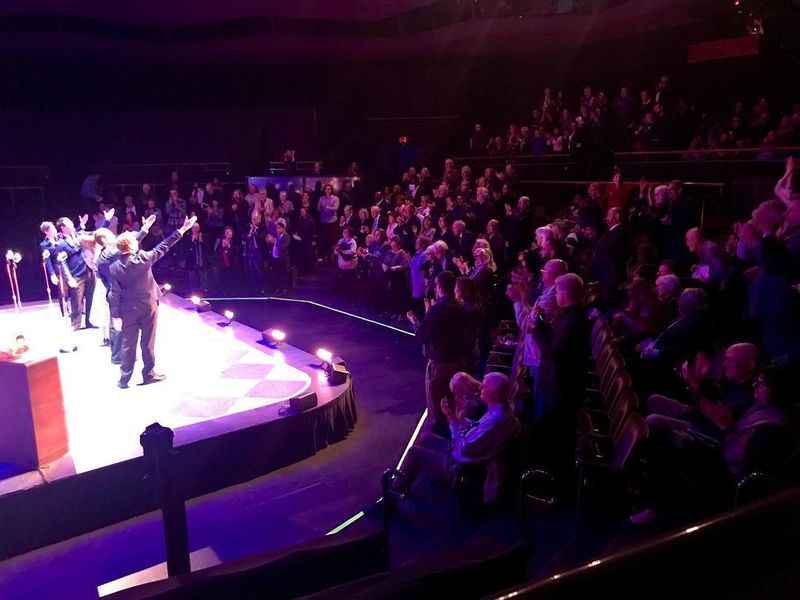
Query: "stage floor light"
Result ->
[[315, 348, 333, 363]]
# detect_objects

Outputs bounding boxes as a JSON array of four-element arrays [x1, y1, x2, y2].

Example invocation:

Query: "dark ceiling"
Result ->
[[0, 0, 708, 64]]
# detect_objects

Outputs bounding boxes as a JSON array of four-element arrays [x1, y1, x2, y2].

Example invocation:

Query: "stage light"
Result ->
[[5, 250, 13, 261], [162, 283, 172, 292], [315, 348, 349, 385], [13, 252, 21, 264], [190, 295, 212, 313], [224, 310, 235, 321], [269, 328, 286, 342]]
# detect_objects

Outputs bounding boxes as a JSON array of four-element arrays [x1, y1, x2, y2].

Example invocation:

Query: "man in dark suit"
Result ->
[[369, 205, 386, 234], [54, 215, 98, 330], [444, 220, 476, 260], [39, 221, 62, 306], [95, 215, 155, 364], [269, 219, 291, 293], [407, 271, 474, 434], [109, 215, 196, 388], [591, 207, 629, 308], [531, 273, 590, 475]]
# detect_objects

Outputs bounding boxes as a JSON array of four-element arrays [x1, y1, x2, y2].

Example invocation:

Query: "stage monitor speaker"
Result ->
[[327, 363, 350, 386], [290, 392, 318, 412]]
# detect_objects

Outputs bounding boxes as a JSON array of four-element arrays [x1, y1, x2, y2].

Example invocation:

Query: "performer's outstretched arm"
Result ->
[[141, 216, 196, 264]]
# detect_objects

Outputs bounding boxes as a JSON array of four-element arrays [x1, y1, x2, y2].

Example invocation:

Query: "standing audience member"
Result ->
[[407, 271, 474, 434]]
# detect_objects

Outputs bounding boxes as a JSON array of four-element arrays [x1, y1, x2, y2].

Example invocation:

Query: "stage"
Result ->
[[0, 295, 357, 560]]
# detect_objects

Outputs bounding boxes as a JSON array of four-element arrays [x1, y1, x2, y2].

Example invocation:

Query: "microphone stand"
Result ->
[[11, 254, 22, 310], [5, 256, 17, 312], [41, 251, 54, 305]]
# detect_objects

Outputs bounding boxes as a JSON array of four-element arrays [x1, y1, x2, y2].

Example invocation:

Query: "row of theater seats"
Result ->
[[479, 314, 648, 518]]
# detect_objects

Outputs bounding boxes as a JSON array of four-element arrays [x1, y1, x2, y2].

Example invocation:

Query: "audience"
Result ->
[[86, 115, 800, 521]]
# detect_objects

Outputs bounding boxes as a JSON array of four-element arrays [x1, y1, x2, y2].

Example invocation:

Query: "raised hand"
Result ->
[[141, 214, 156, 231], [178, 215, 197, 235], [79, 214, 89, 229], [103, 208, 115, 223]]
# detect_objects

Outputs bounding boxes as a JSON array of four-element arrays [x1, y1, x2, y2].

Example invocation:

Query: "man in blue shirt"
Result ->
[[55, 215, 98, 330]]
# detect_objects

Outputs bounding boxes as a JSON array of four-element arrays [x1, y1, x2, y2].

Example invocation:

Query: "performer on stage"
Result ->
[[54, 214, 106, 330], [109, 215, 196, 388], [39, 221, 60, 287], [95, 214, 156, 364]]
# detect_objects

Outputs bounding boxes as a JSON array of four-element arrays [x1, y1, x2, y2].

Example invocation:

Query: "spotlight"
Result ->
[[5, 250, 13, 261], [260, 328, 286, 347], [315, 348, 349, 385], [189, 295, 212, 313], [224, 309, 235, 321], [13, 252, 21, 264], [316, 348, 333, 364], [162, 283, 172, 292]]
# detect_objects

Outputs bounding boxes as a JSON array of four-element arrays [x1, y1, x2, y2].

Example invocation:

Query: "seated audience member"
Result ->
[[646, 342, 759, 440], [655, 273, 682, 323], [407, 271, 474, 434], [394, 372, 522, 504], [638, 287, 710, 364], [633, 363, 789, 525], [449, 371, 484, 421], [612, 278, 662, 344]]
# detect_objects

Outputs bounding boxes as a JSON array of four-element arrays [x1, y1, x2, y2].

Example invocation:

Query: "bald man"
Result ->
[[647, 342, 759, 441]]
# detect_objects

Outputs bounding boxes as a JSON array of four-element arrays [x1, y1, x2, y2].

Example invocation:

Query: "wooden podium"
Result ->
[[0, 354, 69, 470]]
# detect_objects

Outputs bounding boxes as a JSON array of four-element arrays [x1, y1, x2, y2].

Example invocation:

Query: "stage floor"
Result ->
[[0, 295, 339, 494]]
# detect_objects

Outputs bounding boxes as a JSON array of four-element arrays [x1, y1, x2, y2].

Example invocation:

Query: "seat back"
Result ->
[[608, 390, 638, 441], [609, 412, 647, 472]]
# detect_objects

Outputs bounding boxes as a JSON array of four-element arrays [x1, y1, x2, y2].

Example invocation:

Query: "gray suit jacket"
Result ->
[[109, 230, 182, 318]]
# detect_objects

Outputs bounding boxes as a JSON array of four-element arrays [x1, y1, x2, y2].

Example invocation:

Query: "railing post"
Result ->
[[140, 423, 190, 577]]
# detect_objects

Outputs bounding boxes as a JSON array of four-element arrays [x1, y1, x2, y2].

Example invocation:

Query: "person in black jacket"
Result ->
[[443, 220, 476, 261], [530, 273, 590, 475], [269, 220, 291, 293], [407, 271, 473, 434], [109, 215, 196, 388], [295, 206, 316, 274], [55, 215, 98, 330], [591, 207, 629, 308], [95, 215, 155, 364]]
